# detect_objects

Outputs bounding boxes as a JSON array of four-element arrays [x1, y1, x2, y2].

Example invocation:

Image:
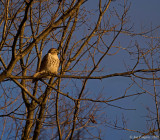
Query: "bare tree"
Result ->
[[0, 0, 160, 140]]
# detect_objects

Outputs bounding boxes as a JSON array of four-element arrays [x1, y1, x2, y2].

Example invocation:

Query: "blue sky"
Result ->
[[0, 0, 160, 139], [85, 0, 160, 139], [111, 1, 159, 139]]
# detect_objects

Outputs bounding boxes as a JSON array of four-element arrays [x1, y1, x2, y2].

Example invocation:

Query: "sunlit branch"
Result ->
[[8, 67, 160, 80], [11, 79, 40, 104]]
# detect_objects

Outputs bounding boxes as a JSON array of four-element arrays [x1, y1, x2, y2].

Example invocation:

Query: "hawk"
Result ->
[[32, 48, 59, 83]]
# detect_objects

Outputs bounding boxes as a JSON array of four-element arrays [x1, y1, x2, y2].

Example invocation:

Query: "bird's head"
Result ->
[[48, 48, 58, 55]]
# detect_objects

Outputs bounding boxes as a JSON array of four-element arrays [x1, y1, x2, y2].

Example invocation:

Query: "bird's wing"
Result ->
[[39, 54, 49, 71]]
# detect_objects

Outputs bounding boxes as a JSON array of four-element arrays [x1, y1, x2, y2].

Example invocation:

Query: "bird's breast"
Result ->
[[47, 54, 59, 73]]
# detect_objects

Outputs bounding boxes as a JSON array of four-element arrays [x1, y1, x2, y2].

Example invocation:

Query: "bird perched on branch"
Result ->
[[32, 48, 59, 83]]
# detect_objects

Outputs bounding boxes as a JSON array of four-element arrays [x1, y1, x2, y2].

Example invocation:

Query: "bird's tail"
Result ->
[[32, 72, 40, 83]]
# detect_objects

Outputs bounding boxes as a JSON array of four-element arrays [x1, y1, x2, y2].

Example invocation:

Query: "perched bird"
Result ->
[[32, 48, 59, 83]]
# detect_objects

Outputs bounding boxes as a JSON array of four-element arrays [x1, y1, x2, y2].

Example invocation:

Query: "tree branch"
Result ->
[[8, 68, 160, 80]]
